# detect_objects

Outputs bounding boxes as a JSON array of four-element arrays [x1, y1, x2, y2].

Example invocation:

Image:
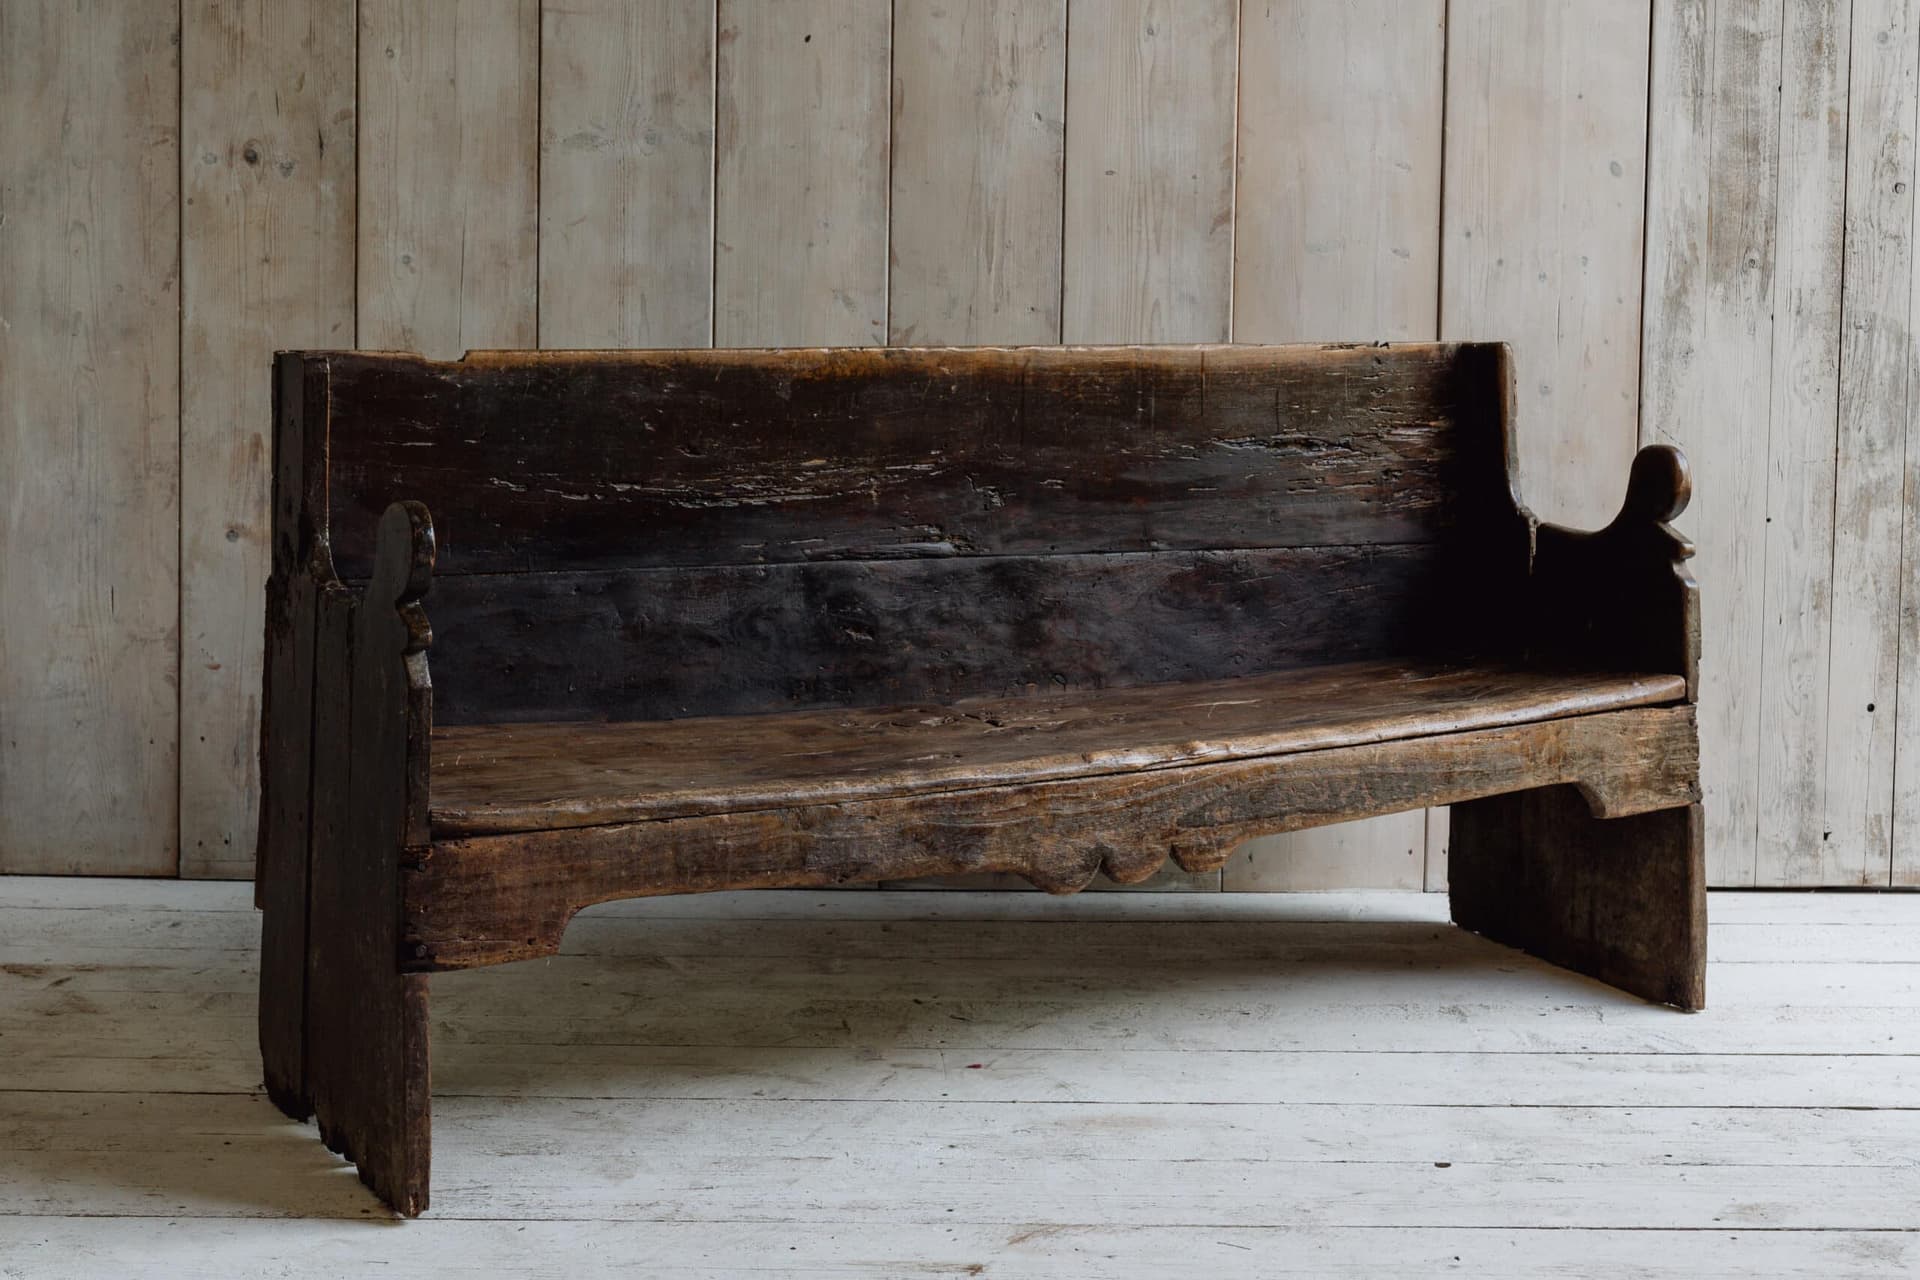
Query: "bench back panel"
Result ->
[[420, 545, 1449, 723], [319, 344, 1509, 577], [285, 343, 1519, 723]]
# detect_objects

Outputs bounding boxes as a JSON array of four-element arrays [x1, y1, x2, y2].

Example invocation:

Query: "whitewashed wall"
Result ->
[[1, 0, 1907, 888]]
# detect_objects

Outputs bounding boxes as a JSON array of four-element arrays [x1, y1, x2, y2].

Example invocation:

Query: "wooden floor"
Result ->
[[2, 881, 1917, 1277]]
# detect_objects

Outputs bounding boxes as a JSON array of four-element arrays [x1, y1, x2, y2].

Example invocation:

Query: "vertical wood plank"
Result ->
[[1640, 0, 1782, 885], [358, 0, 539, 357], [1829, 0, 1915, 886], [1223, 0, 1445, 891], [1752, 0, 1854, 886], [1441, 0, 1651, 531], [1874, 0, 1920, 886], [180, 0, 356, 879], [888, 0, 1066, 345], [0, 1, 180, 875], [713, 0, 891, 347], [1232, 0, 1444, 343], [538, 0, 716, 348], [1061, 0, 1238, 343]]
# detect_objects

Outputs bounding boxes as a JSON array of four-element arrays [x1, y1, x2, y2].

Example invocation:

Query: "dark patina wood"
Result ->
[[302, 506, 435, 1217], [320, 344, 1510, 578], [1452, 790, 1707, 1010], [425, 544, 1460, 724], [256, 341, 1705, 1216], [255, 355, 329, 1118]]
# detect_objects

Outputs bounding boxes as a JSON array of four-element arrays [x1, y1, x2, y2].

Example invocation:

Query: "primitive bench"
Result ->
[[255, 342, 1705, 1216]]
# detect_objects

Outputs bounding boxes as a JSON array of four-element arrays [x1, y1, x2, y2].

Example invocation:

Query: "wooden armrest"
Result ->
[[1523, 444, 1699, 698]]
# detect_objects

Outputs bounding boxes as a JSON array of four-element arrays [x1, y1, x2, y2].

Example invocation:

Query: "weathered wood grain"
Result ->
[[423, 543, 1464, 725], [300, 504, 436, 1216], [1062, 0, 1238, 343], [0, 1, 180, 875], [20, 872, 1920, 1271], [888, 0, 1066, 345], [1441, 0, 1650, 530], [1452, 790, 1707, 1011], [180, 0, 355, 880], [16, 1220, 1920, 1279], [18, 1086, 1920, 1225], [713, 0, 890, 346], [537, 0, 715, 347], [314, 343, 1510, 578], [1754, 0, 1854, 887], [405, 705, 1701, 971], [429, 662, 1687, 836], [1232, 0, 1444, 344], [1640, 0, 1781, 886], [1900, 1, 1920, 889], [1829, 0, 1915, 886], [357, 0, 538, 357]]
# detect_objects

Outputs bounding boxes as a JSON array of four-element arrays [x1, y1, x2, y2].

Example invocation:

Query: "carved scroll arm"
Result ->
[[1521, 444, 1699, 699]]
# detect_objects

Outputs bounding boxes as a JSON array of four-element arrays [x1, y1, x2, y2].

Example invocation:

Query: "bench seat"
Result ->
[[429, 660, 1688, 838]]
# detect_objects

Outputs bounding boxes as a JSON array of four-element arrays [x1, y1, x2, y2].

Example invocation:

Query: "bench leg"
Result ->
[[258, 569, 316, 1120], [257, 855, 312, 1121], [298, 578, 433, 1216], [1448, 786, 1706, 1009], [301, 734, 432, 1215], [306, 932, 431, 1216]]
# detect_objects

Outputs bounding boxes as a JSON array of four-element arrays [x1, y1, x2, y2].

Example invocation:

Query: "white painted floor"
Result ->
[[0, 879, 1916, 1277]]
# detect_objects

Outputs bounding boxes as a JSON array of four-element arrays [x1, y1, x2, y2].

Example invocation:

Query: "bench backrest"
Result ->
[[275, 343, 1523, 724]]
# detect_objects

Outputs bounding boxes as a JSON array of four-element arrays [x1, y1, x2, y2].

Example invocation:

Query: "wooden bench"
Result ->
[[255, 343, 1705, 1216]]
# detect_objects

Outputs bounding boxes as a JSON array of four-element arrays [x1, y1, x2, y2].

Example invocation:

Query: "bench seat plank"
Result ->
[[429, 660, 1687, 837], [408, 704, 1701, 973]]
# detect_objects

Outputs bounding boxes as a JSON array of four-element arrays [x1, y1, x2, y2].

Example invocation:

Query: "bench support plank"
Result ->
[[256, 357, 329, 1116], [1451, 789, 1707, 1010], [255, 564, 319, 1119], [281, 506, 437, 1216], [404, 705, 1700, 973]]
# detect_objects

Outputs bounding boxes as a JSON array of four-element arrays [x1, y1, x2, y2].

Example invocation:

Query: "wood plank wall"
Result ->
[[1643, 0, 1920, 887], [0, 0, 1911, 889]]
